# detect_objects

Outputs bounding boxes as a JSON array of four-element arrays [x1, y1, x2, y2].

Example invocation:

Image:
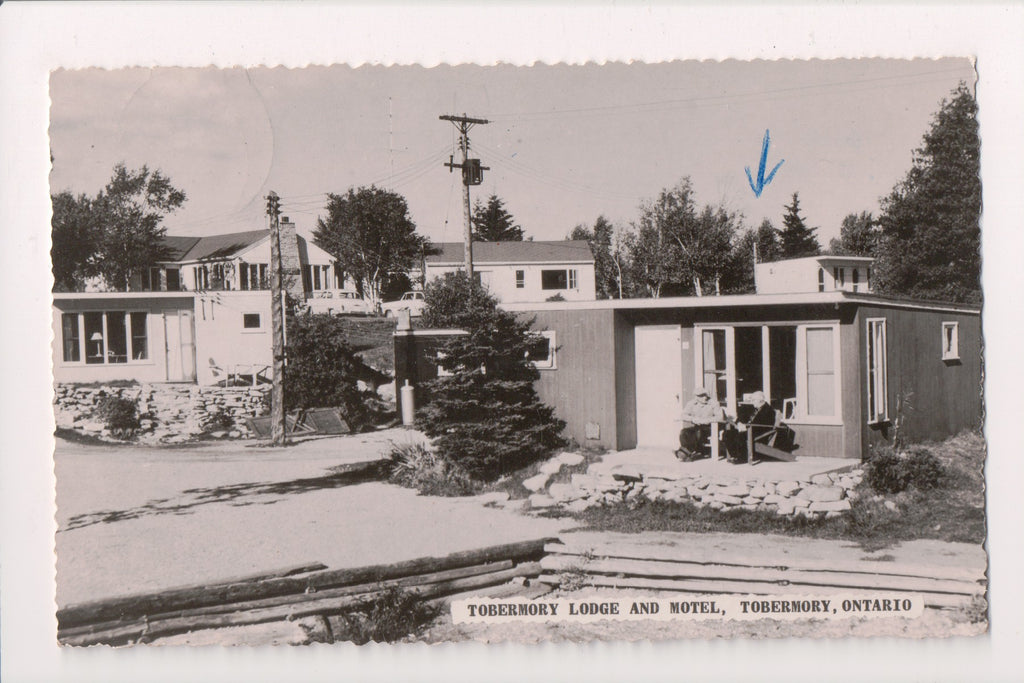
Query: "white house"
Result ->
[[53, 290, 278, 387], [134, 220, 353, 301], [755, 255, 875, 295], [423, 241, 596, 303]]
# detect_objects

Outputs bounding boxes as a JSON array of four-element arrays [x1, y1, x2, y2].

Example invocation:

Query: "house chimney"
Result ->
[[278, 218, 305, 303]]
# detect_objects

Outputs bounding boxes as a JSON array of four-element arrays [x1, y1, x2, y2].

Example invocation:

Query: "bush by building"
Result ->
[[416, 273, 566, 481]]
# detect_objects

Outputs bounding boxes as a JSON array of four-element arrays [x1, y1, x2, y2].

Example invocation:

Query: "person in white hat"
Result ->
[[677, 385, 726, 460]]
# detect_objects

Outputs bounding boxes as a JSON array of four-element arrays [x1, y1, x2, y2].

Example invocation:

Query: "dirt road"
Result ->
[[55, 432, 569, 607]]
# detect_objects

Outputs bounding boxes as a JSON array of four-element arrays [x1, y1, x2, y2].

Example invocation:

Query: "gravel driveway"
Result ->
[[55, 432, 569, 607]]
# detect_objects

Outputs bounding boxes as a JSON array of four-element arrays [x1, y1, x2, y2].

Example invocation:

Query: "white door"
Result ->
[[634, 324, 683, 447], [164, 310, 197, 382]]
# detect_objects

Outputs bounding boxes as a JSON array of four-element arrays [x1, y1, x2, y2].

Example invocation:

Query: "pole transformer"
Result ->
[[440, 114, 489, 277]]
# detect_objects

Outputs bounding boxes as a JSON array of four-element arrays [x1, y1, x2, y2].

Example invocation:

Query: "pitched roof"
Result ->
[[160, 230, 270, 262], [425, 240, 594, 265]]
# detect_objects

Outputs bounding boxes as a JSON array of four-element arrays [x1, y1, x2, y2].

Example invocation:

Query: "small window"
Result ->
[[166, 268, 181, 291], [243, 313, 262, 329], [526, 331, 556, 370], [130, 312, 148, 360], [568, 269, 578, 289], [942, 322, 960, 360], [515, 270, 525, 289], [852, 269, 859, 292], [867, 318, 888, 423], [61, 313, 80, 362], [817, 268, 825, 292], [541, 269, 568, 290], [866, 267, 872, 291]]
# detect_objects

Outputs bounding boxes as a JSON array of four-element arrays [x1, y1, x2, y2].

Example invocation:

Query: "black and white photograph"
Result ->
[[2, 4, 1024, 682]]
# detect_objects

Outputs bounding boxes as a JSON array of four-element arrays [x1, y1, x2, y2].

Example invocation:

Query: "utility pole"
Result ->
[[440, 114, 489, 276], [266, 191, 286, 446]]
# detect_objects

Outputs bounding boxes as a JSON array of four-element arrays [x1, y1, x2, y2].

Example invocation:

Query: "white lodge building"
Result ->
[[754, 255, 875, 295], [423, 241, 596, 303]]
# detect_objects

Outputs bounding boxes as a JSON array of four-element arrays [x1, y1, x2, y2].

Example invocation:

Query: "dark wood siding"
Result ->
[[530, 309, 619, 449], [855, 305, 982, 454], [613, 312, 637, 449]]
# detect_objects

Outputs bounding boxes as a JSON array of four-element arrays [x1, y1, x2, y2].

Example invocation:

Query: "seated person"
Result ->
[[677, 386, 726, 460], [724, 391, 795, 462]]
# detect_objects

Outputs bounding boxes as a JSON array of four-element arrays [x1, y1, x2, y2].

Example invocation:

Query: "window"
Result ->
[[852, 269, 859, 292], [65, 311, 148, 365], [130, 312, 148, 360], [568, 269, 578, 289], [942, 322, 960, 360], [526, 331, 556, 370], [867, 318, 888, 423], [515, 270, 525, 289], [243, 313, 262, 330], [166, 268, 181, 291], [866, 267, 872, 291], [805, 327, 835, 416], [818, 268, 825, 292], [541, 269, 569, 290], [61, 313, 80, 362]]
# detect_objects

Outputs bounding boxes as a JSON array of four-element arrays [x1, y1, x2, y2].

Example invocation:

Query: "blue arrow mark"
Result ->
[[745, 129, 785, 198]]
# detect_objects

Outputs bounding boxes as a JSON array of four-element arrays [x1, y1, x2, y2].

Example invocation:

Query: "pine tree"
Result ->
[[874, 84, 980, 303], [778, 192, 821, 259], [418, 273, 565, 481], [471, 194, 524, 242]]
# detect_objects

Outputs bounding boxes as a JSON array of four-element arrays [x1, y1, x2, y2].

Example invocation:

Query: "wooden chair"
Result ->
[[745, 412, 797, 464]]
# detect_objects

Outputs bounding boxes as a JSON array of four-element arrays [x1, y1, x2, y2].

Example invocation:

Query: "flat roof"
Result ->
[[52, 290, 272, 301], [425, 240, 594, 265], [501, 291, 980, 315]]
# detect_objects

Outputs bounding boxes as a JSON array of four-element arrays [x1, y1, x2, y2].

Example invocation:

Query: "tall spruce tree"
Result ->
[[873, 84, 981, 303], [417, 273, 565, 481], [778, 192, 821, 259], [471, 194, 524, 242]]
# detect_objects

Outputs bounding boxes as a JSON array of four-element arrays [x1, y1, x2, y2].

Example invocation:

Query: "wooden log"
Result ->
[[539, 555, 984, 596], [61, 562, 542, 647], [536, 574, 976, 610], [59, 560, 515, 640], [58, 538, 554, 629], [425, 579, 554, 609], [544, 542, 986, 584]]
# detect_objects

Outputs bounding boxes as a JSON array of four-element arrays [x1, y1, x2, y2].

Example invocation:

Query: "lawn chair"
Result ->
[[745, 411, 797, 464]]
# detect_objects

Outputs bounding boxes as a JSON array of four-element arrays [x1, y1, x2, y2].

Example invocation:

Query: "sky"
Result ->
[[49, 59, 975, 249]]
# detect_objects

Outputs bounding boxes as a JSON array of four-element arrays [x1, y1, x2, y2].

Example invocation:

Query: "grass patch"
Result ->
[[569, 431, 986, 549], [386, 441, 480, 497]]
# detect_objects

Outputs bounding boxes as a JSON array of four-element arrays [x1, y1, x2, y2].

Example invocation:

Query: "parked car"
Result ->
[[303, 290, 371, 316], [381, 291, 426, 318]]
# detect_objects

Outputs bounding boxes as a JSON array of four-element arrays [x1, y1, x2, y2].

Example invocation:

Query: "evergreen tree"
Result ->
[[418, 273, 565, 481], [754, 218, 783, 263], [874, 84, 981, 303], [778, 192, 821, 259], [471, 194, 524, 242], [568, 216, 617, 299]]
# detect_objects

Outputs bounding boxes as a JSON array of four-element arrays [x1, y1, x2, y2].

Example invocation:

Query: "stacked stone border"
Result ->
[[523, 453, 862, 519], [54, 383, 269, 444]]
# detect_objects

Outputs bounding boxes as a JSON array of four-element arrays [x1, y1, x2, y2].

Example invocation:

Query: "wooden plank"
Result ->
[[540, 555, 983, 596], [535, 574, 977, 610], [61, 563, 542, 647], [59, 560, 516, 639], [544, 541, 985, 583], [58, 538, 554, 630]]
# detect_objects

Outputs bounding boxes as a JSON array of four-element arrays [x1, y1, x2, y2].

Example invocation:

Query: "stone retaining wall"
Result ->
[[54, 383, 270, 444], [525, 455, 863, 519]]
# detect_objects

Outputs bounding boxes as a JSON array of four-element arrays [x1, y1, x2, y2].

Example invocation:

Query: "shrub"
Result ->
[[866, 444, 945, 494], [332, 587, 441, 644], [283, 313, 370, 423], [902, 446, 945, 490], [387, 441, 478, 497], [417, 273, 566, 481], [95, 395, 140, 439]]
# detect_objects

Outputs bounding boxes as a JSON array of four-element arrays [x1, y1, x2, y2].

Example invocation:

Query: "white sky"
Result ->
[[49, 59, 975, 246]]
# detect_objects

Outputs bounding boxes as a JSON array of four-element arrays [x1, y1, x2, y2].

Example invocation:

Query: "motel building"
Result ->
[[397, 255, 981, 461]]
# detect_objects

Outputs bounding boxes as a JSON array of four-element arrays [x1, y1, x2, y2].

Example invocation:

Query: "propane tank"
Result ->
[[400, 379, 415, 426]]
